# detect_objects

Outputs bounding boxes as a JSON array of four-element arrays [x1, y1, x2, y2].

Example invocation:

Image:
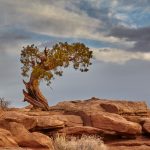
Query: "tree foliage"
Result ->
[[20, 42, 93, 85]]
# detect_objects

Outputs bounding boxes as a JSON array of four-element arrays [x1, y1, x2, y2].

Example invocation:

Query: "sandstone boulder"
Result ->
[[0, 111, 37, 130], [32, 132, 55, 149], [0, 111, 67, 131], [108, 145, 150, 150], [49, 99, 143, 136], [90, 112, 142, 135], [143, 119, 150, 134], [107, 137, 150, 146], [9, 122, 54, 149], [124, 116, 143, 123], [30, 114, 83, 131], [100, 101, 148, 115], [107, 136, 150, 150], [0, 128, 18, 147], [24, 109, 65, 116], [52, 98, 148, 116], [31, 116, 64, 131], [51, 115, 83, 127]]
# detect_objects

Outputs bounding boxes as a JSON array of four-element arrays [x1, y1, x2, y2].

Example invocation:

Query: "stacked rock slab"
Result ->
[[0, 97, 149, 149]]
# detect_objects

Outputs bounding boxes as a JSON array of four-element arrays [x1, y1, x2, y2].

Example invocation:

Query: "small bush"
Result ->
[[53, 134, 107, 150], [0, 97, 10, 110]]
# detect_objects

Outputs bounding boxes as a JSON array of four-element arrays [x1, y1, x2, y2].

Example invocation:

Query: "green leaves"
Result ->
[[20, 44, 40, 77], [20, 42, 93, 86]]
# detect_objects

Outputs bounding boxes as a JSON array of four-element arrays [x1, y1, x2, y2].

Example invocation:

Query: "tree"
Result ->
[[20, 42, 93, 110]]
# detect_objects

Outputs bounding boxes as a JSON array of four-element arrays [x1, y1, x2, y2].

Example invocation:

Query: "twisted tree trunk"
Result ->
[[23, 74, 49, 111]]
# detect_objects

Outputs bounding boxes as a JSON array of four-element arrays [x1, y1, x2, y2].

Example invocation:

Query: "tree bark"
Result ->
[[23, 74, 49, 111]]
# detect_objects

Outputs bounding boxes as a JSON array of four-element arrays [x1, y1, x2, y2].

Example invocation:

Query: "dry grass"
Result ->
[[0, 97, 10, 110], [53, 134, 107, 150]]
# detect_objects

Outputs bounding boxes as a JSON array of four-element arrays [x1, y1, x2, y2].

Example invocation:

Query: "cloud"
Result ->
[[0, 0, 150, 107], [0, 0, 149, 57], [93, 48, 150, 64], [109, 26, 150, 52], [0, 0, 102, 37], [0, 0, 140, 48], [0, 27, 31, 53]]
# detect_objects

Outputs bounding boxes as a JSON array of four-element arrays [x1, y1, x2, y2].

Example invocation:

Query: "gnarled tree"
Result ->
[[20, 42, 93, 110]]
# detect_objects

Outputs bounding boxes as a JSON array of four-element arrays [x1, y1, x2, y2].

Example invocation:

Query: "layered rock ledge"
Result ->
[[0, 97, 150, 150]]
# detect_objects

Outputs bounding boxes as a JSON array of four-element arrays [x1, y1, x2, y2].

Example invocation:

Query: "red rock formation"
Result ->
[[0, 97, 149, 149]]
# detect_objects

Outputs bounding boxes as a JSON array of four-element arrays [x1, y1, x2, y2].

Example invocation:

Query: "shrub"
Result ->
[[0, 97, 10, 110], [53, 134, 107, 150]]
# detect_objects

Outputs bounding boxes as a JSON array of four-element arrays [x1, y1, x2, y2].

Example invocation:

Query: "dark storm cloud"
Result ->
[[67, 2, 109, 22], [65, 0, 120, 32], [110, 26, 150, 52]]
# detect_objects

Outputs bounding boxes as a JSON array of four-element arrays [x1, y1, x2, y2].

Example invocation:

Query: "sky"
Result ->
[[0, 0, 150, 107]]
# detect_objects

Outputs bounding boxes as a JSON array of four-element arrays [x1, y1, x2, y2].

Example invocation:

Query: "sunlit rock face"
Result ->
[[0, 97, 150, 149]]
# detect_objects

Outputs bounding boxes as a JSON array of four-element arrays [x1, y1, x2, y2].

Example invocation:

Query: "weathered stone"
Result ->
[[100, 101, 148, 115], [0, 111, 37, 130], [124, 116, 143, 123], [9, 122, 54, 149], [52, 98, 148, 116], [91, 112, 142, 135], [108, 145, 150, 150], [31, 116, 64, 131], [30, 114, 83, 131], [0, 98, 149, 150], [51, 115, 83, 127], [107, 137, 150, 146], [0, 128, 18, 147], [32, 132, 54, 149], [143, 120, 150, 133]]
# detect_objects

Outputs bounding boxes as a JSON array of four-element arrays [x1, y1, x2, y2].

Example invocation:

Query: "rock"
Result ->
[[0, 111, 83, 132], [52, 98, 148, 116], [107, 136, 150, 149], [25, 110, 64, 116], [0, 98, 149, 150], [52, 126, 116, 140], [55, 126, 116, 137], [51, 115, 83, 127], [30, 114, 82, 131], [143, 120, 150, 133], [100, 103, 119, 113], [24, 105, 33, 109], [32, 132, 54, 149], [107, 137, 150, 146], [31, 116, 64, 131], [91, 112, 142, 135], [124, 116, 143, 123], [0, 128, 18, 147], [50, 99, 143, 136], [0, 111, 37, 130], [0, 119, 12, 130], [50, 98, 148, 127], [0, 148, 28, 150], [25, 111, 52, 116], [9, 122, 54, 149], [108, 145, 150, 150], [100, 101, 148, 115]]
